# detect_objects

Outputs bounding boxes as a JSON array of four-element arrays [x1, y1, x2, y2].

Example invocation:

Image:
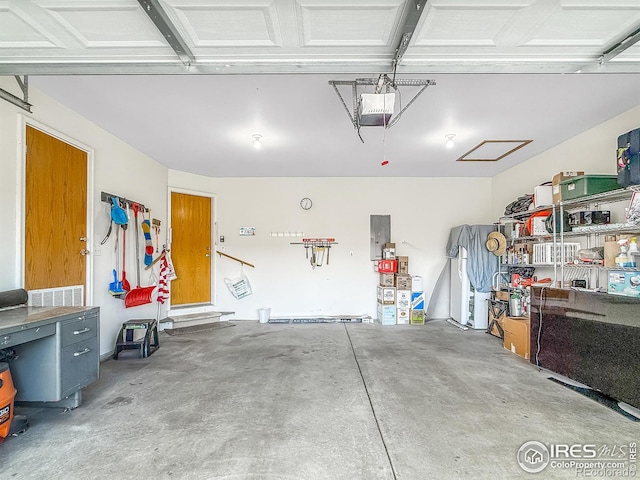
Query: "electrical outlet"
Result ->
[[94, 246, 101, 256], [220, 235, 225, 243]]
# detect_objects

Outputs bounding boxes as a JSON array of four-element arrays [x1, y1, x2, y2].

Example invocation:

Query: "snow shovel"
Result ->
[[124, 284, 156, 308], [124, 203, 156, 308]]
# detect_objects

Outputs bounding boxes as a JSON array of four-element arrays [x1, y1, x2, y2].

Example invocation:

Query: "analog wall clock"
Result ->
[[300, 197, 312, 210]]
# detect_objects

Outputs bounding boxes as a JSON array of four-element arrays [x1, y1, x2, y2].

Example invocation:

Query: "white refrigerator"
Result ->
[[450, 246, 490, 330]]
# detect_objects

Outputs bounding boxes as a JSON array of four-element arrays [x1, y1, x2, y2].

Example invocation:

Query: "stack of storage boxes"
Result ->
[[376, 243, 426, 325]]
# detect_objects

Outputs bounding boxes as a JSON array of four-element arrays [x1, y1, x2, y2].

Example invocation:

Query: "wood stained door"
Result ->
[[25, 126, 88, 291], [170, 192, 212, 305]]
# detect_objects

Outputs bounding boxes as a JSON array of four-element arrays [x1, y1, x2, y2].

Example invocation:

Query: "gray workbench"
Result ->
[[0, 305, 100, 409]]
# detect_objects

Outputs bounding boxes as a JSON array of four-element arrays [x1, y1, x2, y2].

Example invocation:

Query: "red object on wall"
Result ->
[[377, 259, 397, 273]]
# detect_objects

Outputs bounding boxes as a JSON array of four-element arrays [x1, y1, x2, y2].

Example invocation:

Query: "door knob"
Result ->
[[80, 249, 90, 255], [205, 253, 211, 257], [80, 236, 87, 242]]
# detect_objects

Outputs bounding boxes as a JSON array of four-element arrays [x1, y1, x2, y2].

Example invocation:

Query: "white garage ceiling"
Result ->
[[1, 0, 640, 177]]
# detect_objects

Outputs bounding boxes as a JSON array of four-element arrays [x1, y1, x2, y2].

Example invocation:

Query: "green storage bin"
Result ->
[[560, 174, 620, 201]]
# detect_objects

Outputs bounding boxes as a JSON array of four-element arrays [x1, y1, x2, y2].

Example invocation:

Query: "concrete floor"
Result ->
[[2, 319, 638, 479]]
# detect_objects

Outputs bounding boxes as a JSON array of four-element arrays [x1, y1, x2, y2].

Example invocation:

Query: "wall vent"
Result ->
[[28, 285, 84, 307]]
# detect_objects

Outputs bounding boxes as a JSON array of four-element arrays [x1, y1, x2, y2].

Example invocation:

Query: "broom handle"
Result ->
[[134, 205, 141, 286]]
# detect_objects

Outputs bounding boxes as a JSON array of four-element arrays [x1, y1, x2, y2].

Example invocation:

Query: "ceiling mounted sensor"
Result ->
[[457, 140, 533, 162], [329, 75, 436, 143]]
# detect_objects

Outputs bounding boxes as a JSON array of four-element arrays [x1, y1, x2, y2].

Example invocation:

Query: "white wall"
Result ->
[[4, 77, 634, 353], [0, 77, 169, 355], [491, 105, 640, 218], [169, 171, 493, 320]]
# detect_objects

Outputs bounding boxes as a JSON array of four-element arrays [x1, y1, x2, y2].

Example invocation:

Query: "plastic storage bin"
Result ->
[[533, 242, 581, 265], [560, 175, 620, 201]]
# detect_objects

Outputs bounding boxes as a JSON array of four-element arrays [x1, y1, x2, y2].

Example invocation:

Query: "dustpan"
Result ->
[[111, 196, 128, 225]]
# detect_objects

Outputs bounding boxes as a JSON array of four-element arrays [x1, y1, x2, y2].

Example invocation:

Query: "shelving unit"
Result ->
[[497, 186, 640, 290], [496, 206, 558, 291], [558, 186, 640, 288]]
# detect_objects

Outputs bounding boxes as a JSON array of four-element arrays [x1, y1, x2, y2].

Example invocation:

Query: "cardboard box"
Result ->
[[377, 286, 396, 304], [410, 309, 425, 325], [394, 274, 412, 290], [604, 238, 618, 268], [533, 185, 553, 208], [396, 289, 411, 309], [397, 256, 409, 274], [377, 303, 396, 325], [494, 290, 510, 302], [411, 276, 423, 292], [397, 308, 410, 324], [608, 270, 640, 297], [503, 316, 530, 359], [379, 273, 395, 287], [383, 243, 396, 249], [383, 247, 396, 259], [552, 171, 584, 204], [411, 291, 425, 310]]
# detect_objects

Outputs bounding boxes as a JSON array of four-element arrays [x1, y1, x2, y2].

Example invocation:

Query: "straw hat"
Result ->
[[486, 231, 507, 256]]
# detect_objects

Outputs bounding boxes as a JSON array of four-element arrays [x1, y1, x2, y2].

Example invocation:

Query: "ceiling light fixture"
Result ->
[[252, 134, 262, 150], [445, 134, 456, 149]]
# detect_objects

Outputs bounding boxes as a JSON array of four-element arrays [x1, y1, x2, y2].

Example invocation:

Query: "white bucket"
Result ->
[[258, 308, 271, 324]]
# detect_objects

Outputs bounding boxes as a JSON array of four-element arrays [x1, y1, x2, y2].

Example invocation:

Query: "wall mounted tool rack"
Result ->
[[100, 191, 149, 212], [290, 238, 338, 268]]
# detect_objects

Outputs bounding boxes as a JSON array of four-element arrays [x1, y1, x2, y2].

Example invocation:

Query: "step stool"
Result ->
[[113, 319, 159, 360]]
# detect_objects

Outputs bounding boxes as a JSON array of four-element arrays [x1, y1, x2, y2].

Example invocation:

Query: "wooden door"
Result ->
[[170, 192, 211, 305], [25, 126, 88, 291]]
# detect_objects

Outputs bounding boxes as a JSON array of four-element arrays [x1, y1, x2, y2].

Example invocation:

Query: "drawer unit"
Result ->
[[0, 323, 55, 349], [61, 335, 99, 398], [61, 313, 98, 347], [8, 307, 100, 406]]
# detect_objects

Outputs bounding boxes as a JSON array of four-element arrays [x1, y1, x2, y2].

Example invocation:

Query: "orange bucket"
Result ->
[[0, 362, 17, 443]]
